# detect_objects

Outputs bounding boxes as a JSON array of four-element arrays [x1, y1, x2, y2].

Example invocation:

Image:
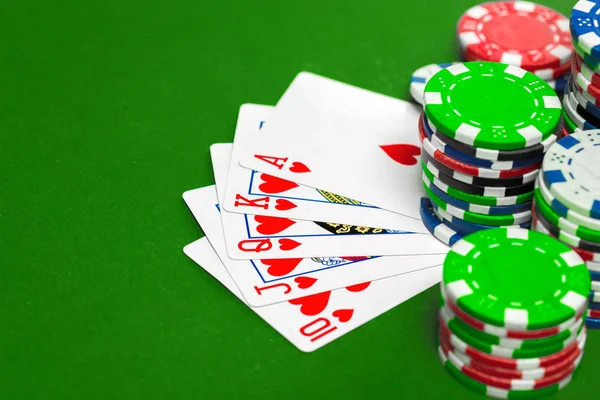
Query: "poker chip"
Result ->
[[419, 197, 463, 246], [441, 304, 584, 354], [462, 49, 572, 79], [533, 202, 600, 253], [563, 89, 599, 130], [590, 290, 600, 303], [440, 317, 587, 370], [419, 128, 541, 180], [423, 147, 539, 188], [422, 163, 533, 207], [422, 157, 536, 198], [547, 75, 570, 94], [421, 114, 542, 170], [424, 111, 561, 162], [589, 300, 600, 311], [424, 174, 532, 216], [585, 317, 600, 329], [569, 80, 600, 120], [448, 338, 584, 380], [571, 0, 600, 61], [563, 110, 581, 133], [538, 173, 600, 231], [457, 2, 572, 71], [543, 131, 600, 219], [442, 286, 586, 340], [430, 199, 531, 237], [566, 84, 600, 126], [424, 182, 532, 226], [444, 228, 590, 330], [532, 212, 600, 263], [424, 62, 562, 151], [534, 184, 600, 242], [570, 76, 600, 107], [409, 63, 458, 105]]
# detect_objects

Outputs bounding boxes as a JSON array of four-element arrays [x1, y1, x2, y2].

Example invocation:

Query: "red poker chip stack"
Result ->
[[457, 1, 572, 96]]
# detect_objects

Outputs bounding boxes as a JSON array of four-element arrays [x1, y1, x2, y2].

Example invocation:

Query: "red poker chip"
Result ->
[[588, 309, 600, 319], [439, 336, 579, 389], [463, 48, 571, 79], [418, 122, 541, 178], [439, 315, 584, 370], [457, 1, 573, 71], [572, 55, 600, 100], [440, 337, 583, 380], [561, 126, 570, 138]]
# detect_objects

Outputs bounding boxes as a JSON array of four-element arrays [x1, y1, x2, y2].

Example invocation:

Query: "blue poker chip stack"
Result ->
[[532, 131, 600, 330], [563, 0, 600, 135]]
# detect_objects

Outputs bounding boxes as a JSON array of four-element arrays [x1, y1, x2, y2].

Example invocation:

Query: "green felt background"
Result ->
[[2, 0, 594, 398]]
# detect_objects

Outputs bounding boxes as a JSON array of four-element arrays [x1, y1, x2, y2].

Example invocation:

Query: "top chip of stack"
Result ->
[[437, 227, 590, 398], [457, 1, 572, 94]]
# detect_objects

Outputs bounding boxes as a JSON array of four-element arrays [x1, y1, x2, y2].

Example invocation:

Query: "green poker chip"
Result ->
[[563, 110, 578, 133], [443, 228, 590, 330], [441, 306, 583, 359], [424, 62, 562, 151], [438, 345, 573, 399], [534, 183, 600, 243], [422, 161, 533, 206], [423, 182, 531, 226], [440, 300, 584, 351]]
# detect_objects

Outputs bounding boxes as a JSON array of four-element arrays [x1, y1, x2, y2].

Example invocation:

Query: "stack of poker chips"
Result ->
[[457, 1, 572, 96], [531, 131, 600, 330], [418, 61, 563, 246], [565, 1, 600, 133], [438, 228, 590, 399]]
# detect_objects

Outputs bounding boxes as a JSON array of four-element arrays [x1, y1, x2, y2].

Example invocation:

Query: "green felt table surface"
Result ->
[[2, 0, 595, 398]]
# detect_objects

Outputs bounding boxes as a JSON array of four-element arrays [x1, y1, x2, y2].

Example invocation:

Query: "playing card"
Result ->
[[209, 143, 447, 259], [184, 237, 442, 352], [238, 72, 425, 220], [221, 104, 427, 233], [183, 185, 444, 307]]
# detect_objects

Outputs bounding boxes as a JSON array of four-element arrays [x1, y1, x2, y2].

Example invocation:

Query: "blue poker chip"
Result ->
[[589, 290, 600, 303], [571, 1, 600, 60], [547, 75, 570, 95], [422, 173, 532, 216], [590, 270, 600, 281], [421, 114, 541, 170], [427, 196, 531, 236], [409, 63, 458, 105], [419, 197, 462, 246], [585, 316, 600, 329], [588, 299, 600, 310]]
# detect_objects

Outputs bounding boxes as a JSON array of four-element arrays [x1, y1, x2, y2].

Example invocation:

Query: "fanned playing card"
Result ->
[[222, 104, 427, 233], [185, 237, 442, 352], [238, 72, 425, 220]]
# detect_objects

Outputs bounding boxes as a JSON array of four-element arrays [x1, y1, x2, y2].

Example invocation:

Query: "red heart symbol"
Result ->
[[260, 258, 303, 276], [254, 215, 296, 235], [278, 238, 301, 251], [294, 276, 317, 289], [259, 174, 299, 194], [289, 291, 331, 315], [380, 144, 420, 166], [289, 161, 311, 173], [345, 282, 371, 292], [275, 199, 297, 211], [332, 309, 354, 323]]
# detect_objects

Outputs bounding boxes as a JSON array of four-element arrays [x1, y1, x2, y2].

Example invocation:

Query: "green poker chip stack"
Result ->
[[438, 227, 590, 398], [419, 61, 564, 245]]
